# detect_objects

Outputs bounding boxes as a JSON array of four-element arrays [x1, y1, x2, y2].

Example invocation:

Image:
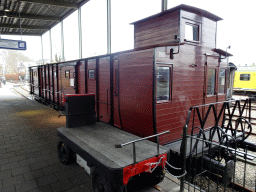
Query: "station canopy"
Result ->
[[0, 0, 89, 36]]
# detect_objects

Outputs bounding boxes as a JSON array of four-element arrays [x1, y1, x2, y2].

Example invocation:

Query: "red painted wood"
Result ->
[[98, 56, 111, 123], [59, 64, 76, 106], [87, 59, 96, 93], [119, 49, 155, 138], [33, 5, 231, 146], [77, 61, 86, 94], [113, 57, 121, 128]]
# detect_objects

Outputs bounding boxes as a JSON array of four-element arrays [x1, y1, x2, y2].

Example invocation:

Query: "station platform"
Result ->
[[0, 83, 190, 192]]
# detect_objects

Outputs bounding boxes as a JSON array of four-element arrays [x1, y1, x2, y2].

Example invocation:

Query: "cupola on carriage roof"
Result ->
[[131, 4, 223, 25], [131, 4, 228, 54]]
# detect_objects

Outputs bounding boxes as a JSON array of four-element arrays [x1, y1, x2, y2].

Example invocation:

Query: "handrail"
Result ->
[[115, 130, 170, 164]]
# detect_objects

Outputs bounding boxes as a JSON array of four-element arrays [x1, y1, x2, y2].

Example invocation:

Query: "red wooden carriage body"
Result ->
[[30, 4, 232, 146]]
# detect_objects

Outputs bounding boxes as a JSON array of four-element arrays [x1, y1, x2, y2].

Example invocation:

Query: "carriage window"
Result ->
[[65, 70, 70, 79], [218, 69, 226, 94], [240, 74, 250, 81], [157, 67, 170, 101], [89, 69, 95, 79], [207, 68, 216, 95], [185, 23, 199, 42]]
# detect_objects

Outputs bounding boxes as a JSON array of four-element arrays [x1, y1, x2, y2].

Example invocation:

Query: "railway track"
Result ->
[[201, 172, 255, 192]]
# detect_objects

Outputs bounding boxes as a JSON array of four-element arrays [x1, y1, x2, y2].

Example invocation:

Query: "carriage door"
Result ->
[[205, 57, 219, 104], [98, 56, 111, 123], [113, 55, 121, 128], [77, 60, 86, 94], [59, 62, 77, 106]]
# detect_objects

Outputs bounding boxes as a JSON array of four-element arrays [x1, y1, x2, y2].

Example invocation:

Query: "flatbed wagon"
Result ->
[[57, 123, 169, 191]]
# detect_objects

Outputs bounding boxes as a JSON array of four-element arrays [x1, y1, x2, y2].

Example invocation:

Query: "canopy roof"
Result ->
[[0, 0, 89, 36]]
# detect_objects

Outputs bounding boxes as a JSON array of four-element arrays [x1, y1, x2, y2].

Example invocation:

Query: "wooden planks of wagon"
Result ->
[[57, 122, 169, 192]]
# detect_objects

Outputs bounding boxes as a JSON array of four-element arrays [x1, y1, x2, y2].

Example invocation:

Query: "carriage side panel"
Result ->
[[118, 49, 155, 137]]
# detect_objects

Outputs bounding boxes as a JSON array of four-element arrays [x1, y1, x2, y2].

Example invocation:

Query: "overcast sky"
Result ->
[[0, 0, 255, 66]]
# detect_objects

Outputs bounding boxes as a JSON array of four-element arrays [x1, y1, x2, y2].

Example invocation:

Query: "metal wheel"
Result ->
[[93, 174, 113, 192], [57, 139, 76, 165]]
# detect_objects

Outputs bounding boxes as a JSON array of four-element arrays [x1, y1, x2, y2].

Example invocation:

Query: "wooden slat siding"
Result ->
[[58, 123, 169, 168], [87, 59, 96, 94], [49, 65, 53, 103], [134, 12, 179, 49], [32, 67, 39, 96], [113, 57, 121, 128], [119, 49, 155, 138], [134, 11, 179, 32], [86, 59, 97, 116], [135, 38, 176, 49], [99, 56, 111, 123], [155, 44, 207, 144], [135, 25, 179, 42], [54, 66, 58, 104], [58, 64, 76, 107], [77, 61, 86, 94], [39, 67, 44, 98]]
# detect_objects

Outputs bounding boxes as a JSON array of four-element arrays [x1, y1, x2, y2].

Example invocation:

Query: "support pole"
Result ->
[[180, 125, 188, 192], [162, 0, 167, 12], [107, 0, 111, 54], [78, 7, 82, 59], [41, 35, 44, 65], [49, 29, 52, 62], [61, 21, 65, 62]]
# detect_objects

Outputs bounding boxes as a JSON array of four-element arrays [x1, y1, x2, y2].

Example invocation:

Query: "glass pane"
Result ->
[[157, 67, 170, 101], [89, 70, 95, 79], [207, 68, 216, 95], [240, 74, 250, 81], [218, 69, 226, 94], [185, 23, 199, 41]]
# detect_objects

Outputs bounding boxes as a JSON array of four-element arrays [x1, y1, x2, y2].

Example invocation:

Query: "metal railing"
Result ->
[[115, 130, 170, 164], [179, 98, 255, 192]]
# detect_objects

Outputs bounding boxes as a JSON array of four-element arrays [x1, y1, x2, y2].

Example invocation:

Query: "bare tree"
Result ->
[[54, 53, 62, 63], [0, 49, 32, 74]]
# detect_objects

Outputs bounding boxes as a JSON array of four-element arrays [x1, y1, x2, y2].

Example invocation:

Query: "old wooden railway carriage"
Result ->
[[29, 4, 245, 191]]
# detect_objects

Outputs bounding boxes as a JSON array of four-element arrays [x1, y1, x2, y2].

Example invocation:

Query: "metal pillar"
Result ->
[[162, 0, 167, 12], [107, 0, 111, 54], [61, 21, 65, 62], [41, 35, 44, 64], [78, 7, 82, 59], [49, 29, 52, 62]]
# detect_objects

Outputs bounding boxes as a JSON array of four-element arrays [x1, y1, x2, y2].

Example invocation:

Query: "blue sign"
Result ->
[[0, 39, 27, 50]]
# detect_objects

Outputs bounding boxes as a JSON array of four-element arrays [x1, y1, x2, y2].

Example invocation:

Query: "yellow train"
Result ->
[[233, 66, 256, 93]]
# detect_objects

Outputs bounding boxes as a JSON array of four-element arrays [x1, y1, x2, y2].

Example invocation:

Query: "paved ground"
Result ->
[[0, 82, 185, 192]]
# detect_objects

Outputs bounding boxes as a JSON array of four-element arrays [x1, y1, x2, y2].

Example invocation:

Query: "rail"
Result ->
[[115, 130, 169, 164]]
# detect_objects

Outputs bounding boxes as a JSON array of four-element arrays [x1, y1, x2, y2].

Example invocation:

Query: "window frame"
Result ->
[[218, 68, 226, 94], [156, 64, 173, 103], [65, 70, 70, 79], [240, 74, 250, 81], [88, 69, 96, 79], [183, 18, 201, 44], [207, 68, 216, 96]]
